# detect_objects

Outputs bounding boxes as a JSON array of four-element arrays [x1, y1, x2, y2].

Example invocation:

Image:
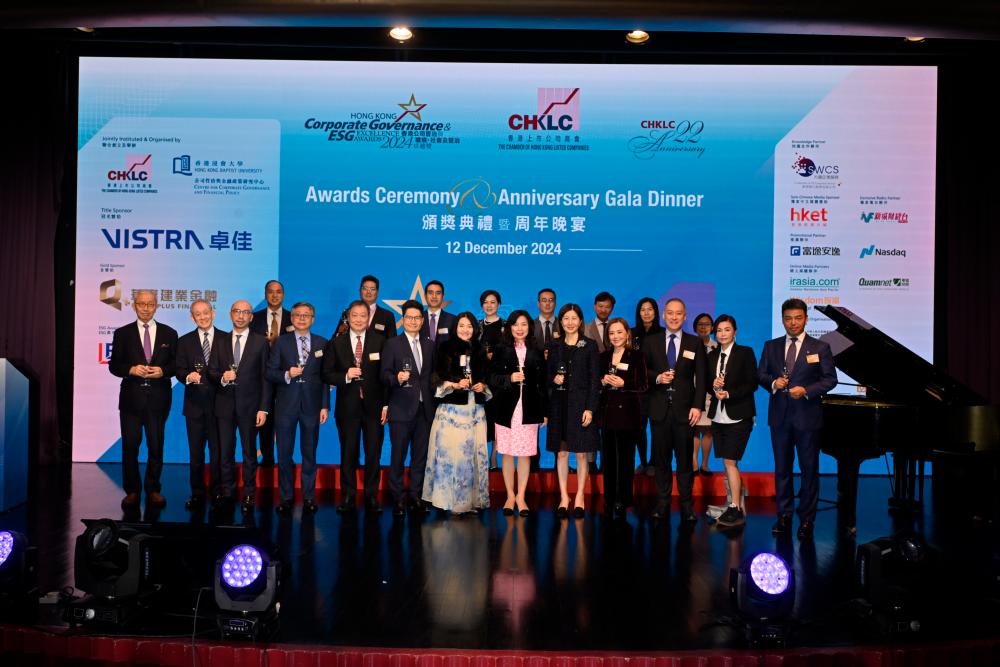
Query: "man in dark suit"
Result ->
[[420, 280, 456, 344], [335, 275, 398, 339], [532, 287, 559, 351], [251, 279, 291, 467], [209, 299, 272, 510], [266, 302, 330, 514], [757, 298, 837, 538], [643, 297, 707, 522], [323, 300, 388, 513], [381, 300, 436, 515], [174, 299, 225, 509], [108, 289, 178, 509]]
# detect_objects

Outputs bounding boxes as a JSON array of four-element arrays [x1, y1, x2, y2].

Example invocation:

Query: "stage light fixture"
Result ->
[[626, 30, 650, 45], [67, 519, 162, 627], [389, 27, 413, 42], [730, 551, 795, 647], [0, 530, 38, 622], [904, 36, 926, 43], [854, 533, 931, 635], [214, 543, 281, 640]]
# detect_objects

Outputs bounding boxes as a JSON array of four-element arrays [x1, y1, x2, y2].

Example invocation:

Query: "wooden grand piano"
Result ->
[[815, 305, 1000, 526]]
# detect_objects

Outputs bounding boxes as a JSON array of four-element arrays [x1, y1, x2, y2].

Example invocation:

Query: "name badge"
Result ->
[[374, 323, 385, 331], [459, 354, 468, 367], [806, 353, 820, 364], [314, 350, 323, 358], [616, 362, 629, 371], [285, 325, 295, 333], [682, 349, 696, 360], [369, 352, 380, 361], [438, 327, 449, 334]]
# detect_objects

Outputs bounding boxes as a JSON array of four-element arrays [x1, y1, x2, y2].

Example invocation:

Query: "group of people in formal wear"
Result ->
[[110, 272, 837, 537]]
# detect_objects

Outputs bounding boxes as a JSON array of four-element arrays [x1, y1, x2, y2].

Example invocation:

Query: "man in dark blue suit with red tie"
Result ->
[[757, 298, 837, 539], [266, 302, 330, 514], [381, 300, 436, 516]]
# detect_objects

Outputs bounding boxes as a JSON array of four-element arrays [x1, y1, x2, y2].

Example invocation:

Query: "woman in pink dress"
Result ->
[[489, 310, 548, 516]]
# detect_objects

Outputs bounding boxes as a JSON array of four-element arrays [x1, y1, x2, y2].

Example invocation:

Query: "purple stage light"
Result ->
[[0, 531, 13, 566], [749, 552, 790, 595], [221, 545, 264, 588]]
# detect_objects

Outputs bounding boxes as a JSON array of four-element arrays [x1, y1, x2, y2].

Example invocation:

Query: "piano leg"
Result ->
[[836, 458, 861, 530], [889, 453, 923, 513]]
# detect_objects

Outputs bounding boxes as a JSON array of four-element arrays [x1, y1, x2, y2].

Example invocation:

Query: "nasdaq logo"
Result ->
[[860, 244, 907, 259], [102, 228, 205, 250], [860, 244, 875, 259]]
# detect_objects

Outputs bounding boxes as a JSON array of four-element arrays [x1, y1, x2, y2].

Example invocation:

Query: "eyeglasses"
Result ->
[[361, 286, 378, 293], [231, 309, 252, 316], [134, 301, 157, 308], [402, 314, 423, 321], [291, 312, 313, 319]]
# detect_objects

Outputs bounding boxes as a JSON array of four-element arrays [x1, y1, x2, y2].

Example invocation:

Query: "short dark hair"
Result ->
[[781, 298, 808, 315], [538, 288, 556, 300], [714, 314, 737, 331], [401, 299, 424, 316], [347, 299, 368, 313], [557, 303, 585, 327], [634, 297, 662, 329], [501, 309, 536, 347], [425, 280, 444, 293], [594, 291, 616, 305], [290, 301, 315, 316], [480, 289, 501, 306], [264, 279, 284, 292], [360, 275, 380, 289]]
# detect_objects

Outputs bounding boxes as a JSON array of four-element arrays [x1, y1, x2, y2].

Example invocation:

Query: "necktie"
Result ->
[[784, 336, 798, 372], [143, 324, 152, 363], [667, 333, 677, 369], [544, 320, 552, 344], [429, 313, 437, 341], [202, 332, 211, 364], [269, 312, 278, 341], [412, 336, 422, 373], [354, 335, 363, 366], [299, 335, 309, 366], [233, 334, 242, 367]]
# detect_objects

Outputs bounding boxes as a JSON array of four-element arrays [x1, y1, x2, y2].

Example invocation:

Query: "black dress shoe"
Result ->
[[276, 500, 292, 515], [304, 500, 319, 513], [184, 496, 205, 510], [772, 515, 792, 535], [613, 502, 626, 518], [336, 499, 355, 514], [797, 520, 814, 539], [212, 494, 233, 509], [241, 494, 255, 510], [650, 503, 668, 520], [556, 505, 569, 520], [365, 498, 383, 513], [572, 506, 586, 519], [393, 502, 407, 517], [680, 509, 698, 523]]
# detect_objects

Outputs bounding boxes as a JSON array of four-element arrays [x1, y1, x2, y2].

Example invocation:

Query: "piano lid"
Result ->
[[815, 304, 985, 407]]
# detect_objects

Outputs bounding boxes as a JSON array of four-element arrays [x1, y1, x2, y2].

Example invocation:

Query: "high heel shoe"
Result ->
[[502, 501, 515, 516], [572, 506, 585, 519], [517, 503, 530, 517], [556, 504, 569, 519]]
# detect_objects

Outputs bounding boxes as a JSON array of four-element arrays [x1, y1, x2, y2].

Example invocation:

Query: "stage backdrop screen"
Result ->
[[74, 58, 937, 474]]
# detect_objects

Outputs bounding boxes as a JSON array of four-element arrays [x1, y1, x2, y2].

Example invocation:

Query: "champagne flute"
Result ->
[[229, 362, 239, 387], [608, 362, 619, 391], [555, 362, 567, 391], [295, 358, 307, 384], [716, 368, 726, 398], [517, 362, 525, 388], [402, 359, 413, 388], [192, 361, 205, 385], [781, 365, 790, 393], [464, 358, 473, 391], [140, 366, 151, 389]]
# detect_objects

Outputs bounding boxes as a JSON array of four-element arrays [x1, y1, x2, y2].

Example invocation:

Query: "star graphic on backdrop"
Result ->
[[395, 94, 427, 123], [382, 275, 452, 332]]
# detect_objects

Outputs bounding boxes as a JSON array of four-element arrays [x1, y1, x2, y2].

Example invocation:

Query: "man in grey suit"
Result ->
[[583, 291, 615, 354]]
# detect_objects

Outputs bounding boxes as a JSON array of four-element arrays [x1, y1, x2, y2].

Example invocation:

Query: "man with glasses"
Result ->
[[108, 289, 178, 509], [209, 300, 271, 510], [267, 302, 330, 514], [533, 288, 559, 352], [381, 300, 436, 515]]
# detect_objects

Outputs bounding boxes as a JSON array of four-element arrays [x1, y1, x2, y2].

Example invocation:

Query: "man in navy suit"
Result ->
[[108, 289, 177, 509], [334, 275, 399, 339], [174, 299, 224, 509], [266, 302, 330, 514], [251, 279, 291, 467], [757, 298, 838, 538], [209, 300, 271, 509], [381, 300, 436, 515], [420, 280, 456, 345]]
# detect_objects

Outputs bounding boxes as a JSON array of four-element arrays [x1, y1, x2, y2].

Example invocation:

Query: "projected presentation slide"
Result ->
[[75, 58, 936, 472]]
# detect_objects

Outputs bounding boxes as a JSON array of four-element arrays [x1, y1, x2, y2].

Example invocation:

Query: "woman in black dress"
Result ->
[[598, 318, 648, 518], [630, 297, 662, 475], [479, 290, 504, 469], [546, 303, 601, 518]]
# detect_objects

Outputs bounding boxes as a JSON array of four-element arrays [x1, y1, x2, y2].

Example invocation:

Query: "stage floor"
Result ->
[[3, 463, 998, 651]]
